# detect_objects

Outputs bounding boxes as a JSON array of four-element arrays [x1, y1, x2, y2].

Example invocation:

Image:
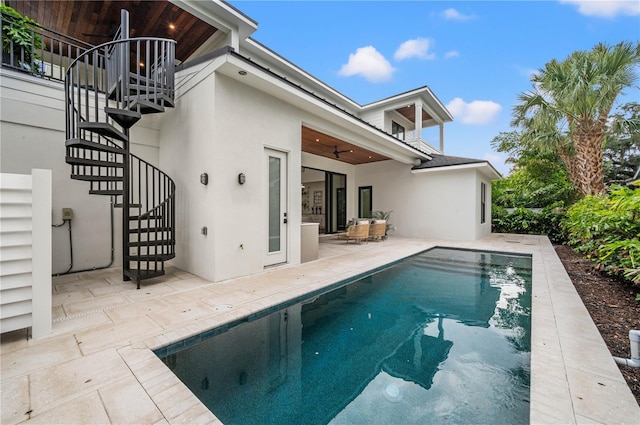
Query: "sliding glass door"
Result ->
[[325, 172, 346, 233]]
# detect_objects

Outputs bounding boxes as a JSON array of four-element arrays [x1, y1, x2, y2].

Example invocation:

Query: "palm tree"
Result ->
[[512, 41, 640, 196]]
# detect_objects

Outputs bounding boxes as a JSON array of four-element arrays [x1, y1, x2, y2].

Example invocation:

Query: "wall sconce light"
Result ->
[[200, 173, 208, 185], [238, 173, 246, 185]]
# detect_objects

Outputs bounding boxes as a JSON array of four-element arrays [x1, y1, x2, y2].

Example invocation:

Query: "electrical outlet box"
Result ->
[[62, 208, 74, 220]]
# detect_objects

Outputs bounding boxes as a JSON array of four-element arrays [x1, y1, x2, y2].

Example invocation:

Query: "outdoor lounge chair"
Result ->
[[344, 222, 370, 244], [368, 220, 386, 241]]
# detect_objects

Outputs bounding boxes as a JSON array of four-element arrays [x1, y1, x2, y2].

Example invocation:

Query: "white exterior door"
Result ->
[[265, 148, 288, 266]]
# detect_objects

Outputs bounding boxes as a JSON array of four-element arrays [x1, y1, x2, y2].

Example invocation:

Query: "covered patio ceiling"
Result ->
[[301, 127, 390, 165], [5, 0, 218, 63]]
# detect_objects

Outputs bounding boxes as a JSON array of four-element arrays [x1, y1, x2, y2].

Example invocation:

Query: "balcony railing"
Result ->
[[1, 10, 94, 82]]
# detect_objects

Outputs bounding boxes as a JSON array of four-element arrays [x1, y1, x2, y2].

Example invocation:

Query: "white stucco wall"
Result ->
[[355, 160, 491, 241], [0, 71, 162, 275], [160, 67, 309, 282]]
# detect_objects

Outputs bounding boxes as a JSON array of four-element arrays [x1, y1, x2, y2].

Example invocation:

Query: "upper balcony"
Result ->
[[0, 1, 229, 85], [359, 87, 454, 155]]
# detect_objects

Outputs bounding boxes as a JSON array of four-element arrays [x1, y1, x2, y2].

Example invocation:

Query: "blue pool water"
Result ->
[[157, 248, 532, 424]]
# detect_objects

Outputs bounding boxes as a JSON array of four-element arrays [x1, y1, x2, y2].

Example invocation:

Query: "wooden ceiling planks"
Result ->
[[301, 126, 389, 165], [5, 0, 217, 62]]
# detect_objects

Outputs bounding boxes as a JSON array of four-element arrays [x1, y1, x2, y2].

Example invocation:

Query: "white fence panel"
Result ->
[[0, 170, 52, 338]]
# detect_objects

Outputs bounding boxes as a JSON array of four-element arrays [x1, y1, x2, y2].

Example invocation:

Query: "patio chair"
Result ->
[[344, 222, 370, 244], [368, 220, 386, 241]]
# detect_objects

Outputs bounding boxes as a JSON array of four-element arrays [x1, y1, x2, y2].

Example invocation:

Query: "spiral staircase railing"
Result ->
[[64, 10, 176, 288]]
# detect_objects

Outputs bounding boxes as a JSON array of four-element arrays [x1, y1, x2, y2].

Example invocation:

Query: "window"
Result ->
[[391, 121, 405, 140], [480, 182, 486, 224], [358, 186, 373, 218]]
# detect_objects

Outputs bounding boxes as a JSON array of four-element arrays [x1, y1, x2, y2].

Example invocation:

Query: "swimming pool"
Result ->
[[156, 247, 532, 424]]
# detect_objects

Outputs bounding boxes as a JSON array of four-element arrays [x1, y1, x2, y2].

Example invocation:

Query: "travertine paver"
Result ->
[[25, 392, 110, 424], [29, 348, 131, 414], [1, 235, 638, 424], [1, 335, 81, 379], [1, 375, 29, 425], [99, 375, 164, 424]]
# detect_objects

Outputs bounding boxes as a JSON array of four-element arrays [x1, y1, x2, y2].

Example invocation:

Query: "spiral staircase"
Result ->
[[64, 11, 176, 289]]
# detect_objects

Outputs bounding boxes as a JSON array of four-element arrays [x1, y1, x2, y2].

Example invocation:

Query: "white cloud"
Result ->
[[560, 0, 639, 17], [446, 98, 502, 124], [442, 8, 475, 21], [445, 50, 460, 59], [338, 46, 395, 83], [394, 38, 436, 61], [515, 65, 538, 79]]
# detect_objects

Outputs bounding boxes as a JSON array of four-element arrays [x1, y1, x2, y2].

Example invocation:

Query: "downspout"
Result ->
[[613, 330, 640, 368]]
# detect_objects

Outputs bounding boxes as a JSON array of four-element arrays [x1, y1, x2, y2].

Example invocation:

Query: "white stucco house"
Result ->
[[0, 0, 500, 301]]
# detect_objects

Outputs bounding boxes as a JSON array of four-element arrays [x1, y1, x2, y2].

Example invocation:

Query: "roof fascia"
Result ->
[[241, 38, 361, 113], [412, 162, 502, 180], [362, 87, 453, 123]]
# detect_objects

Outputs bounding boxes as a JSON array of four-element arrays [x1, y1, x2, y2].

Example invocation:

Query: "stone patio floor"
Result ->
[[1, 234, 639, 424]]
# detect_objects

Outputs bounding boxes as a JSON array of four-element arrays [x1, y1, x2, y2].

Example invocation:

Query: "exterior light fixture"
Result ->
[[238, 173, 246, 185], [200, 173, 208, 185], [168, 23, 176, 30], [238, 70, 247, 76]]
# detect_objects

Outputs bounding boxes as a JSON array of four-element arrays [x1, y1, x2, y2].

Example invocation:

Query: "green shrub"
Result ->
[[563, 184, 640, 285], [492, 202, 566, 243]]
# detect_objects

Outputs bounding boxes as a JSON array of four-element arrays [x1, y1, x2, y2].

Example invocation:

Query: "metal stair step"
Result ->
[[128, 239, 174, 247], [127, 98, 165, 114], [129, 226, 171, 233], [113, 203, 142, 208], [66, 139, 125, 155], [78, 122, 128, 142], [105, 107, 141, 129], [129, 215, 163, 221], [71, 175, 123, 182], [89, 189, 122, 196], [65, 156, 125, 168], [127, 254, 175, 262]]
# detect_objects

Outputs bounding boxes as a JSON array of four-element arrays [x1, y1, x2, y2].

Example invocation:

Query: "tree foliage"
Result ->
[[491, 131, 578, 209], [512, 41, 640, 196], [604, 102, 640, 185]]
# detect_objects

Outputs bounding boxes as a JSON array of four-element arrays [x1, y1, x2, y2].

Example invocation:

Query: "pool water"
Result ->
[[157, 248, 532, 424]]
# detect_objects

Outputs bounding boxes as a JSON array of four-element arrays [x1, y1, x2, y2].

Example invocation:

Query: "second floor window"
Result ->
[[392, 121, 405, 140]]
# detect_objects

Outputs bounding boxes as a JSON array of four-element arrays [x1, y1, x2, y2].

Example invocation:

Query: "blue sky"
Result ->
[[229, 1, 640, 175]]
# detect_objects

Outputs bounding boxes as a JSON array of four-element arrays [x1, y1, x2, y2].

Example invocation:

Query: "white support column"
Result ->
[[439, 124, 444, 153], [414, 100, 423, 142], [31, 169, 52, 338]]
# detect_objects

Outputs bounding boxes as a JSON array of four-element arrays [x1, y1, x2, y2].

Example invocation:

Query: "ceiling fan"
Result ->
[[333, 146, 353, 159]]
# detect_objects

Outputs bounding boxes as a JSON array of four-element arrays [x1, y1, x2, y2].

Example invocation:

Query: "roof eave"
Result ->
[[214, 52, 431, 164], [412, 162, 502, 180]]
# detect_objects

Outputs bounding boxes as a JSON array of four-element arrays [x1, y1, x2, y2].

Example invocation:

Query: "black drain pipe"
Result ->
[[52, 199, 115, 276]]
